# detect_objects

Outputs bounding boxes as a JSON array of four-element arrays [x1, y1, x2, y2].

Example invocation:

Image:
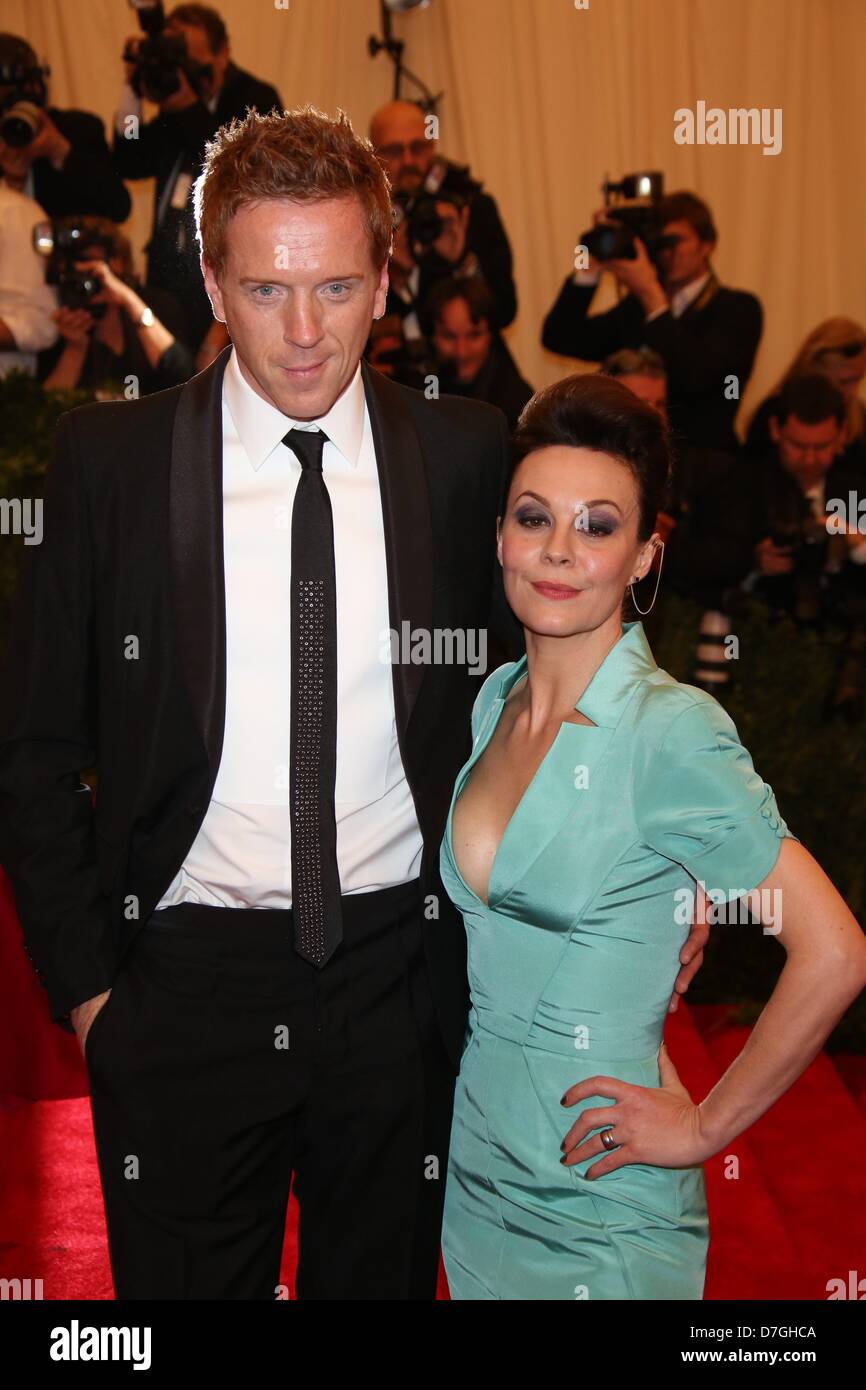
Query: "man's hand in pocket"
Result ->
[[71, 989, 112, 1058]]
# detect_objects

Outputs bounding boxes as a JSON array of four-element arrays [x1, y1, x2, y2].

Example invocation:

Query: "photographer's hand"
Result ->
[[19, 110, 72, 171], [605, 235, 667, 315], [431, 201, 470, 266], [42, 307, 94, 391]]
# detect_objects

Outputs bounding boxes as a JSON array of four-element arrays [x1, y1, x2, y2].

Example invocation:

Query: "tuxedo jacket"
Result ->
[[541, 273, 763, 452], [0, 347, 510, 1071]]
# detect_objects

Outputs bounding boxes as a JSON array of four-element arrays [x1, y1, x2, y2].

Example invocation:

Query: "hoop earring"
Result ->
[[629, 540, 665, 616]]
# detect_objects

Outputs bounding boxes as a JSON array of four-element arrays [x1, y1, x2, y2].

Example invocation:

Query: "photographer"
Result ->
[[0, 179, 58, 378], [369, 99, 517, 331], [732, 373, 866, 618], [0, 34, 131, 223], [542, 188, 763, 452], [112, 3, 281, 353], [37, 215, 193, 394], [425, 277, 532, 430]]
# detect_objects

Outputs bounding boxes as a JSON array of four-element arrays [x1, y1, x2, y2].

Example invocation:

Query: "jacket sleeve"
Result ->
[[46, 110, 132, 223], [635, 696, 799, 899], [0, 410, 114, 1029], [541, 275, 637, 361]]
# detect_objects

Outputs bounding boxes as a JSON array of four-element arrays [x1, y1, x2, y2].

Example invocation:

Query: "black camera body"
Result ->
[[580, 172, 677, 264], [394, 187, 468, 261], [0, 57, 49, 148], [32, 219, 114, 316], [124, 0, 212, 104]]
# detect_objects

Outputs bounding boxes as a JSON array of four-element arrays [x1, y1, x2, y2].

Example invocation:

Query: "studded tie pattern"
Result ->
[[285, 426, 343, 967]]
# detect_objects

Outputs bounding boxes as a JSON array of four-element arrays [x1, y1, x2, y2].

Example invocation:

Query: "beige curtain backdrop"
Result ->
[[6, 0, 866, 428]]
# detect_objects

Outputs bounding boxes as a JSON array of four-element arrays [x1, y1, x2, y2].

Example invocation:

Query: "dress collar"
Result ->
[[497, 620, 659, 729], [223, 346, 366, 471]]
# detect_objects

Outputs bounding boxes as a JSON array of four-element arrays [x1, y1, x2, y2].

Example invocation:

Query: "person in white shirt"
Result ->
[[0, 179, 57, 377]]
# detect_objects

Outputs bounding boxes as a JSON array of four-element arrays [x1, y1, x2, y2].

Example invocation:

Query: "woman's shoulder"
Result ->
[[632, 668, 740, 753]]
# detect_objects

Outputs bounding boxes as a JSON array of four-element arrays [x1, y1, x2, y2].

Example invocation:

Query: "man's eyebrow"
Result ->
[[238, 274, 365, 285]]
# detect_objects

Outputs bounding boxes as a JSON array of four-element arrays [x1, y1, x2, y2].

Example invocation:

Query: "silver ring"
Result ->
[[600, 1127, 619, 1151]]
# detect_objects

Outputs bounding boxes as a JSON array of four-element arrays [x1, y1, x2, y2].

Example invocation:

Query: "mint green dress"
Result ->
[[439, 620, 799, 1300]]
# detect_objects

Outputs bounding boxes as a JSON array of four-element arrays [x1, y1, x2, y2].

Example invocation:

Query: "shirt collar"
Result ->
[[223, 346, 366, 471], [498, 620, 659, 729], [670, 271, 712, 319]]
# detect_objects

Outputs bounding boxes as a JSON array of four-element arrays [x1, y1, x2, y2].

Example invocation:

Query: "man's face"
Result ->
[[432, 298, 492, 382], [655, 219, 713, 293], [619, 372, 668, 422], [372, 108, 434, 195], [203, 195, 389, 420], [166, 20, 229, 99], [769, 413, 844, 481]]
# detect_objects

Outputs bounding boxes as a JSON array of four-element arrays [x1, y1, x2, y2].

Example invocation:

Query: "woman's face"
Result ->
[[496, 446, 658, 639]]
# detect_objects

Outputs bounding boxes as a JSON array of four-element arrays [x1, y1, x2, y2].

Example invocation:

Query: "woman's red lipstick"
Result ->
[[531, 581, 582, 600]]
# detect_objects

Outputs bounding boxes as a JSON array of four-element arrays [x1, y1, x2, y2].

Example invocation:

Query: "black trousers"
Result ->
[[84, 877, 457, 1300]]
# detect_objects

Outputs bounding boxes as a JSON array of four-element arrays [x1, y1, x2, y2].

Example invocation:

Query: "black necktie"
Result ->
[[284, 426, 343, 967]]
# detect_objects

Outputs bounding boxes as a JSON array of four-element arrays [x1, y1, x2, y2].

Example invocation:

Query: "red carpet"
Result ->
[[1, 871, 864, 1299]]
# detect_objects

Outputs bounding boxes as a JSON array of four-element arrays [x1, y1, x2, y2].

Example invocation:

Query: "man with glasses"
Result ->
[[366, 99, 516, 386]]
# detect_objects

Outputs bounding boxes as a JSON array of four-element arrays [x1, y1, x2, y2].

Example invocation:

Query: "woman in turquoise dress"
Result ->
[[439, 373, 866, 1300]]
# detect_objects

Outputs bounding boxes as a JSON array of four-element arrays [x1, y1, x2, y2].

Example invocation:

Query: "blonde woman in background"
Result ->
[[746, 317, 866, 474]]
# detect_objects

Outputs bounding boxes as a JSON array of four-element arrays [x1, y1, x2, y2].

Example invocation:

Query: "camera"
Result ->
[[123, 0, 212, 104], [32, 219, 115, 316], [580, 172, 679, 264], [0, 55, 49, 148], [393, 187, 467, 261]]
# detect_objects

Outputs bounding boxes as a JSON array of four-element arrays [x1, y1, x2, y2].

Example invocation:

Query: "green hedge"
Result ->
[[648, 589, 866, 1052]]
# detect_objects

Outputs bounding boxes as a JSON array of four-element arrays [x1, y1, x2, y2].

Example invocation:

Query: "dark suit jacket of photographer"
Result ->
[[30, 108, 131, 223], [542, 272, 763, 453]]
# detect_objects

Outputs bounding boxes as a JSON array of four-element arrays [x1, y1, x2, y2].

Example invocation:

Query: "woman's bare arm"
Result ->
[[697, 838, 866, 1151]]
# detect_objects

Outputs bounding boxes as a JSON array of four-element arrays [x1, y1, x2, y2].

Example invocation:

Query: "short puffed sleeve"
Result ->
[[635, 696, 800, 896]]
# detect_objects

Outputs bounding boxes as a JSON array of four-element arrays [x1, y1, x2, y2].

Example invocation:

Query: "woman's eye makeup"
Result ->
[[512, 505, 617, 536]]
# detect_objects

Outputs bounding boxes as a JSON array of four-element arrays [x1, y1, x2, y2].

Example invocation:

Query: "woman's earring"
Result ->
[[629, 540, 665, 616]]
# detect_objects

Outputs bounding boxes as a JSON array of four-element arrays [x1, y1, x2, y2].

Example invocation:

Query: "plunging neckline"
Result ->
[[447, 668, 597, 910]]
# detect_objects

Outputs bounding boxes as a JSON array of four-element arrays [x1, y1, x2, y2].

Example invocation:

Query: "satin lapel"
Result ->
[[487, 722, 616, 909], [168, 344, 232, 779], [361, 358, 434, 741]]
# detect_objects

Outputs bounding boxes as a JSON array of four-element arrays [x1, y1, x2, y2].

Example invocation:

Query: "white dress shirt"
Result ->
[[0, 182, 58, 378], [156, 348, 424, 909]]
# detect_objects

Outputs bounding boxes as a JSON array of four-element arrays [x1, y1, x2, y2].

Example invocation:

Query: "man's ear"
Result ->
[[201, 257, 225, 322], [373, 257, 389, 320], [495, 516, 503, 564]]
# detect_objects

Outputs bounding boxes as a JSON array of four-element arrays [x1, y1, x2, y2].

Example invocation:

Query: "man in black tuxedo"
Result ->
[[0, 106, 706, 1301], [542, 191, 763, 453]]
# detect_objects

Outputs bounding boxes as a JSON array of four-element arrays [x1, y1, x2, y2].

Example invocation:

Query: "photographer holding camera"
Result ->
[[542, 184, 763, 453], [36, 215, 193, 395], [0, 34, 131, 224], [366, 99, 516, 386], [112, 3, 281, 356]]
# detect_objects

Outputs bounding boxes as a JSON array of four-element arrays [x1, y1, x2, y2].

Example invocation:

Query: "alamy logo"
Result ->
[[49, 1320, 151, 1370], [674, 102, 782, 156]]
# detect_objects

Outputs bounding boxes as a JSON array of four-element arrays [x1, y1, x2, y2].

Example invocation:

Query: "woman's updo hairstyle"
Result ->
[[501, 372, 672, 544]]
